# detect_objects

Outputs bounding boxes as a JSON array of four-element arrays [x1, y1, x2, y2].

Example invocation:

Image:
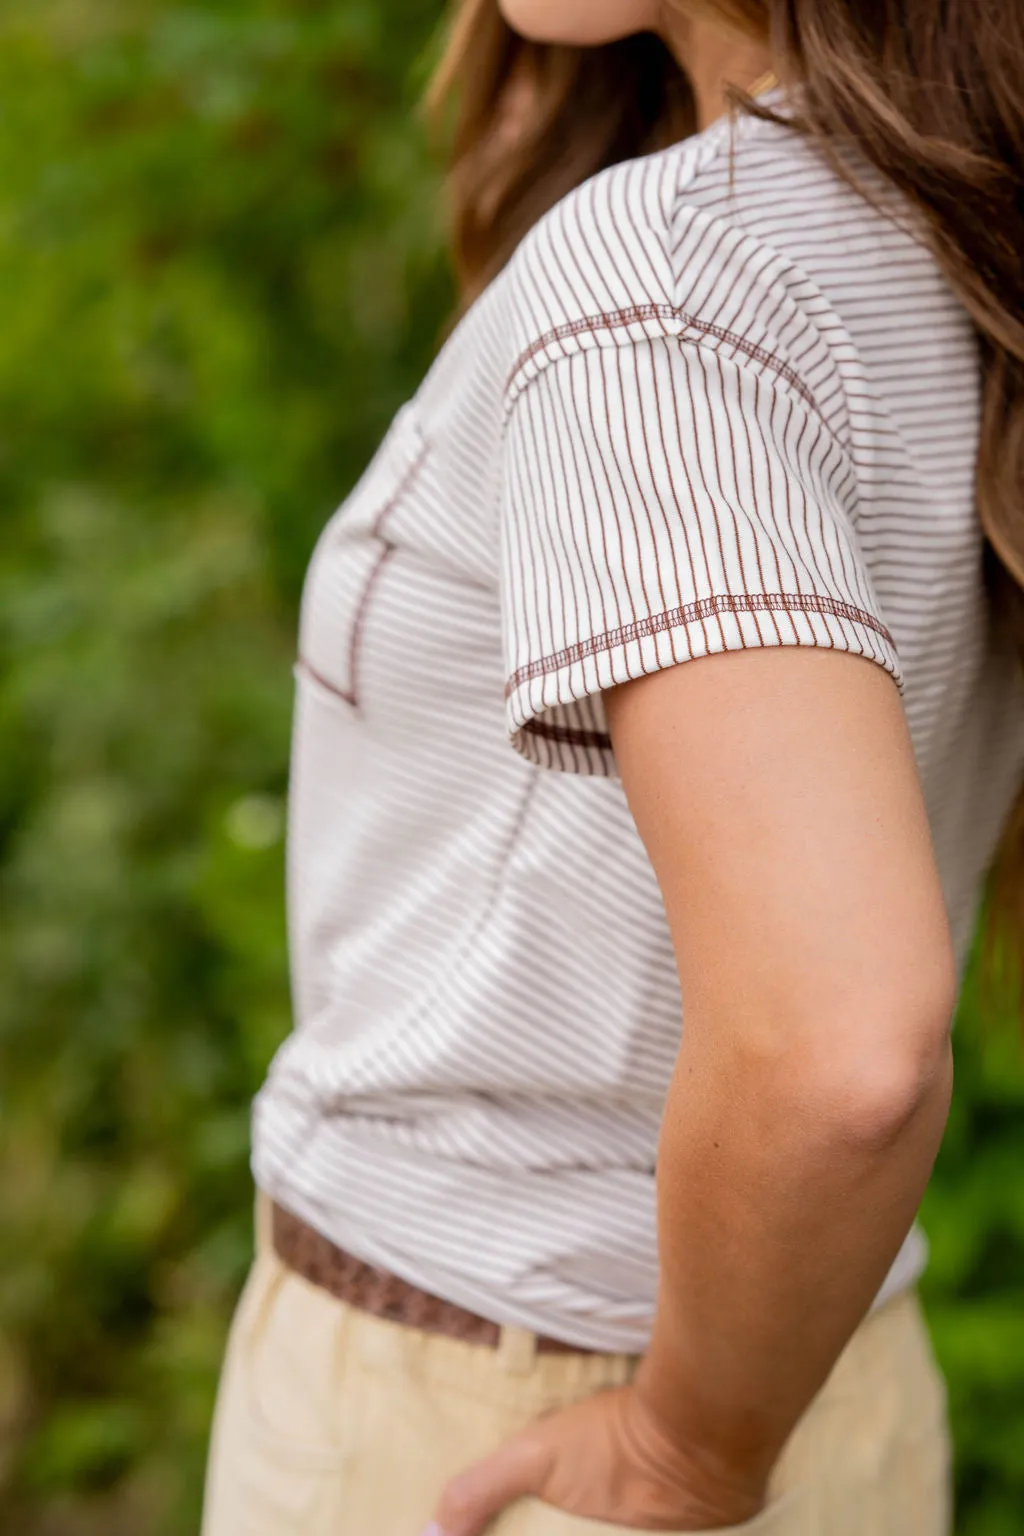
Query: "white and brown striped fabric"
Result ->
[[252, 98, 1024, 1352]]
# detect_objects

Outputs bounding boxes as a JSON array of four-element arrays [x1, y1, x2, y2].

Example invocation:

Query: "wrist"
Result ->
[[630, 1351, 772, 1520]]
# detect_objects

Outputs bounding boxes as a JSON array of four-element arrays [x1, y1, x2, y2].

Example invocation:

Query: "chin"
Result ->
[[497, 0, 659, 47]]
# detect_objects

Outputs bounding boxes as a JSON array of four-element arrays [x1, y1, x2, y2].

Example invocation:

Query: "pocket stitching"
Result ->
[[234, 1261, 350, 1469], [511, 1483, 803, 1535], [299, 419, 429, 711]]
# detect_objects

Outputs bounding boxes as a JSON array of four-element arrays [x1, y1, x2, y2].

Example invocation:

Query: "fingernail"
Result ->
[[418, 1526, 447, 1536]]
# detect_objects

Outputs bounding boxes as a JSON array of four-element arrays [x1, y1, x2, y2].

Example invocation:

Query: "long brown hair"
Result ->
[[429, 0, 1024, 1012]]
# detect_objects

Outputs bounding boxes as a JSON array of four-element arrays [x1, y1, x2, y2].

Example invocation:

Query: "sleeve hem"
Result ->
[[506, 593, 903, 775]]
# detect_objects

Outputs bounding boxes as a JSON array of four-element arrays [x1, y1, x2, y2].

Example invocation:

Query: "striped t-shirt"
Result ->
[[252, 99, 1024, 1352]]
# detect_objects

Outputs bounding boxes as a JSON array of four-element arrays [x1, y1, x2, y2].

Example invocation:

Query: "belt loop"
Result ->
[[254, 1186, 274, 1259], [497, 1324, 538, 1376]]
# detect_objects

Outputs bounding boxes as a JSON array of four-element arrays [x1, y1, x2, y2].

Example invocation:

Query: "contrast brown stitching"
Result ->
[[505, 591, 896, 698], [346, 542, 397, 706], [522, 720, 614, 750], [295, 544, 394, 710], [297, 654, 356, 709], [371, 442, 428, 538], [309, 440, 428, 709], [507, 306, 818, 414]]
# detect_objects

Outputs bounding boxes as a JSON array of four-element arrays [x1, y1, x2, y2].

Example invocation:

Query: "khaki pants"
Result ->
[[201, 1193, 952, 1536]]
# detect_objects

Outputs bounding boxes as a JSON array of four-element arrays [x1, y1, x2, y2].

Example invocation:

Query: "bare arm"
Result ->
[[606, 647, 956, 1516]]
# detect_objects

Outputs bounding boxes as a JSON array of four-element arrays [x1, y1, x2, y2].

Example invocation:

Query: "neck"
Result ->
[[661, 13, 774, 130]]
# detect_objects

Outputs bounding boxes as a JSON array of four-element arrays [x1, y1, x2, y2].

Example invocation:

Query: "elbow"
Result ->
[[775, 967, 957, 1154], [825, 1023, 953, 1154]]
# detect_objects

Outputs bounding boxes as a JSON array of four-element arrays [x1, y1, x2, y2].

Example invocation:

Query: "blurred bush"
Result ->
[[0, 2, 447, 1530], [0, 3, 1020, 1533], [922, 960, 1024, 1536]]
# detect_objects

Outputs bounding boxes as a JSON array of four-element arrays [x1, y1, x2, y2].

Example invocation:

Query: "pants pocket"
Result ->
[[200, 1255, 350, 1536], [202, 1430, 345, 1536], [490, 1487, 803, 1536]]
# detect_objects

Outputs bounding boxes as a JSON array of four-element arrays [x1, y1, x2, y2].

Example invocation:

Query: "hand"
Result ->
[[424, 1381, 767, 1536]]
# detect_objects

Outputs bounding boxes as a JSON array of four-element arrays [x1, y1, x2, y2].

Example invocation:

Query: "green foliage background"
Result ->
[[0, 3, 1021, 1532]]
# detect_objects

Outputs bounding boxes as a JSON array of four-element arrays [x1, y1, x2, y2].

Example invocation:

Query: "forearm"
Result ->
[[633, 1027, 953, 1510]]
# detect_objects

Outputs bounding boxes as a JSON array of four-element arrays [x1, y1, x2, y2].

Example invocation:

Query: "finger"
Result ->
[[427, 1427, 552, 1536]]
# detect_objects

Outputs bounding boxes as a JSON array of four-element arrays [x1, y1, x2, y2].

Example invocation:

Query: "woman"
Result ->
[[201, 0, 1024, 1532]]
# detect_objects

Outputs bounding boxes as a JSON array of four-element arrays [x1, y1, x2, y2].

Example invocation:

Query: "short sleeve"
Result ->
[[500, 333, 902, 774]]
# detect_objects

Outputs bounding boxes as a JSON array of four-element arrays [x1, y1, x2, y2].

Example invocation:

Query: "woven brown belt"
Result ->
[[271, 1201, 595, 1354]]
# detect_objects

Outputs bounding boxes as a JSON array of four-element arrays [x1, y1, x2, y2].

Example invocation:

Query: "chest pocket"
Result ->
[[298, 405, 429, 710]]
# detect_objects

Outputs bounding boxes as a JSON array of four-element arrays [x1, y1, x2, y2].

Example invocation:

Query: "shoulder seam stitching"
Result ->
[[506, 305, 820, 417]]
